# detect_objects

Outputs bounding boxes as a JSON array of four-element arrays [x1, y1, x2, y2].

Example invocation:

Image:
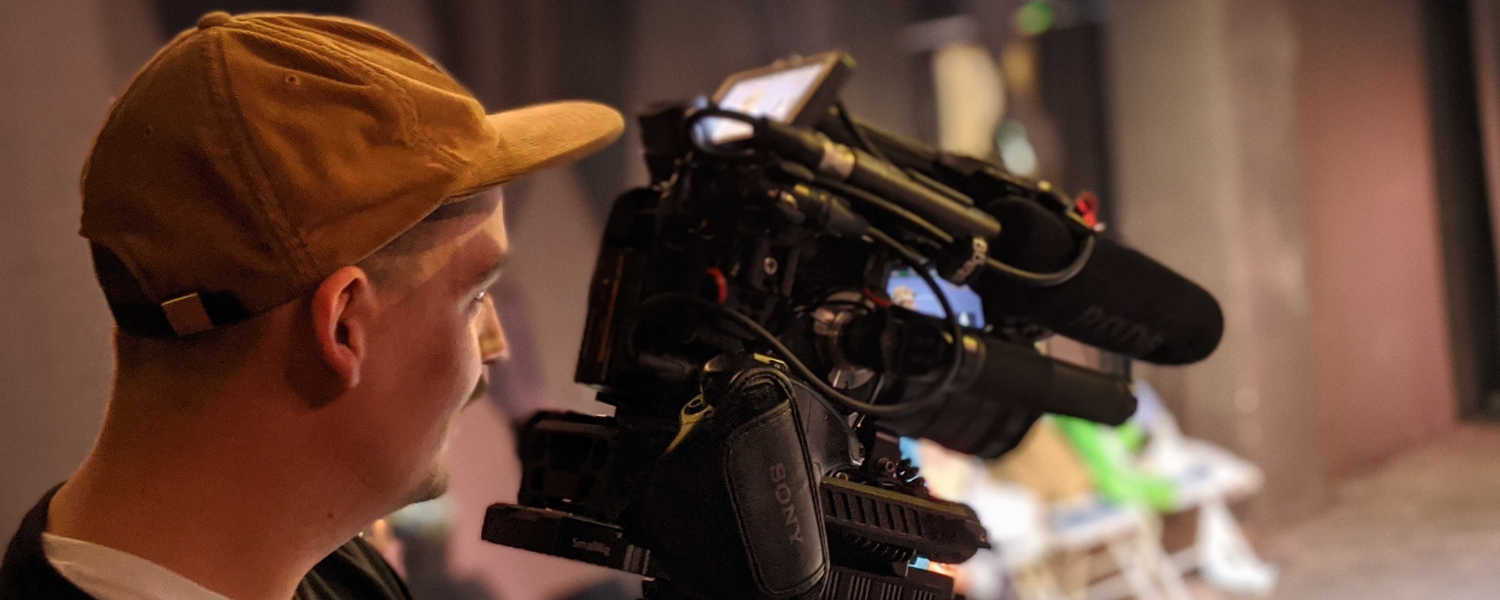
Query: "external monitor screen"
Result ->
[[886, 268, 986, 329], [702, 62, 827, 144]]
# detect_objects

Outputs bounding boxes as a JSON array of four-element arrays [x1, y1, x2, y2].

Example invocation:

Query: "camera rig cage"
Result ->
[[480, 53, 1141, 600]]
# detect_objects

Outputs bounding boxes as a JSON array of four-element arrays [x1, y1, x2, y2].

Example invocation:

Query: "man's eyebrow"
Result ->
[[472, 253, 509, 288]]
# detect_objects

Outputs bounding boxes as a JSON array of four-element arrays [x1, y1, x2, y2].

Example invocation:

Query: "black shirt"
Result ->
[[0, 486, 413, 600]]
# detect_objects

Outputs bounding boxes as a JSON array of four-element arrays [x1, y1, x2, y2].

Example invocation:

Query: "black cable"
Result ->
[[831, 103, 1090, 287], [834, 101, 891, 165], [984, 235, 1095, 287], [865, 227, 967, 412], [639, 293, 946, 418], [629, 228, 962, 418], [834, 102, 978, 211], [832, 103, 1094, 288], [814, 177, 954, 245], [694, 105, 1088, 288]]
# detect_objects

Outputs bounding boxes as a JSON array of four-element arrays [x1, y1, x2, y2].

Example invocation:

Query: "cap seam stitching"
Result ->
[[236, 20, 469, 171], [237, 21, 373, 95], [80, 32, 207, 299], [320, 42, 467, 169], [82, 32, 196, 197], [207, 30, 321, 285], [222, 22, 422, 161]]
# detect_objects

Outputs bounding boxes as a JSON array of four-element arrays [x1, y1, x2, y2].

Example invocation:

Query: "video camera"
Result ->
[[480, 53, 1224, 600]]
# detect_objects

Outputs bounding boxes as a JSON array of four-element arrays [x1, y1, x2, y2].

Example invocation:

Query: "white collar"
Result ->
[[42, 531, 238, 600]]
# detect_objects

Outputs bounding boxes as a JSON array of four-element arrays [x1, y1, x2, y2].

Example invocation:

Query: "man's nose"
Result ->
[[477, 294, 507, 364]]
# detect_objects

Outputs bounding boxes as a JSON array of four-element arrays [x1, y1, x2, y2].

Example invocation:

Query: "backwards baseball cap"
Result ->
[[81, 12, 624, 338]]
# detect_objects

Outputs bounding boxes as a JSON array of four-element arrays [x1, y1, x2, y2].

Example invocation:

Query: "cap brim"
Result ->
[[453, 100, 626, 197]]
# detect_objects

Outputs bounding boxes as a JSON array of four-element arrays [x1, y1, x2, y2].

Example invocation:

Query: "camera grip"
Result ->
[[643, 355, 829, 599]]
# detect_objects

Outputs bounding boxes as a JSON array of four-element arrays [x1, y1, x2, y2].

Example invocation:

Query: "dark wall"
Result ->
[[0, 0, 122, 546]]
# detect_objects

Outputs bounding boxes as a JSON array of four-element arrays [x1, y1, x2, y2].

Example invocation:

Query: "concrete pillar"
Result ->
[[1106, 0, 1327, 524], [1295, 0, 1457, 476]]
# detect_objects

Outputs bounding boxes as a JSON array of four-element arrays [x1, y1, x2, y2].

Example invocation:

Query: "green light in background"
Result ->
[[1015, 1, 1056, 36]]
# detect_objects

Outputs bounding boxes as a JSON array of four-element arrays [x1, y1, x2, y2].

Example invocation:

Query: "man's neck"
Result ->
[[46, 394, 380, 600]]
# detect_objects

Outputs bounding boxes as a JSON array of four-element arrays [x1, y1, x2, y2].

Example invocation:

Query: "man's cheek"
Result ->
[[425, 319, 482, 420]]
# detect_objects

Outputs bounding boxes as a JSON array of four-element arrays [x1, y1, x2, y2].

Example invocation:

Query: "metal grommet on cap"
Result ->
[[197, 11, 232, 29]]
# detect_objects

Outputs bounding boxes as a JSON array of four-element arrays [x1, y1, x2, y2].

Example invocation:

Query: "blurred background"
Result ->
[[4, 0, 1500, 598]]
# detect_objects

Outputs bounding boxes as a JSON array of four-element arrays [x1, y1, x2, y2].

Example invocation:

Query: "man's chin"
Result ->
[[405, 463, 452, 507], [464, 374, 488, 409], [402, 385, 478, 509]]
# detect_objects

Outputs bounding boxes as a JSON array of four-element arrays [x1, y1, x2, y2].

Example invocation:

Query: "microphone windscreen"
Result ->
[[975, 199, 1224, 365]]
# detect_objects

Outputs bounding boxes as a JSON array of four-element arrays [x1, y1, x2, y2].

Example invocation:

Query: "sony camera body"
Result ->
[[481, 52, 1192, 600]]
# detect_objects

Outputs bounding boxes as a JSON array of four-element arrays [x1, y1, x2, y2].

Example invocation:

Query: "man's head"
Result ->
[[79, 12, 621, 514], [301, 188, 511, 508]]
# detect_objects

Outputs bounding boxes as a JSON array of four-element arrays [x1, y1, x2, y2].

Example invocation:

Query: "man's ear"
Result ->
[[311, 266, 376, 389]]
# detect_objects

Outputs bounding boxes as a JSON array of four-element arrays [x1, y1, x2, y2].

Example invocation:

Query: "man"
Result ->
[[0, 11, 623, 600]]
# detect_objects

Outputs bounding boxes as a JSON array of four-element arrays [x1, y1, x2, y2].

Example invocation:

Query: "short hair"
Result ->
[[96, 191, 493, 375], [98, 246, 419, 380]]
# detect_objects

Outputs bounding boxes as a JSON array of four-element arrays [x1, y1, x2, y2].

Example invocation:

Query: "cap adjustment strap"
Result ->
[[160, 293, 215, 337]]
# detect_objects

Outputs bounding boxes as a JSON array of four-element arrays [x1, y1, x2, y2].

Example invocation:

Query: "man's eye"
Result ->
[[474, 290, 488, 303]]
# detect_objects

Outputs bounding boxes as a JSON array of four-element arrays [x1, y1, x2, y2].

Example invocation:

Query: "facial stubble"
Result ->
[[405, 374, 488, 506]]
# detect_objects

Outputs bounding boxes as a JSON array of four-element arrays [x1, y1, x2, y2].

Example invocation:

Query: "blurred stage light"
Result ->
[[1015, 1, 1056, 36]]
